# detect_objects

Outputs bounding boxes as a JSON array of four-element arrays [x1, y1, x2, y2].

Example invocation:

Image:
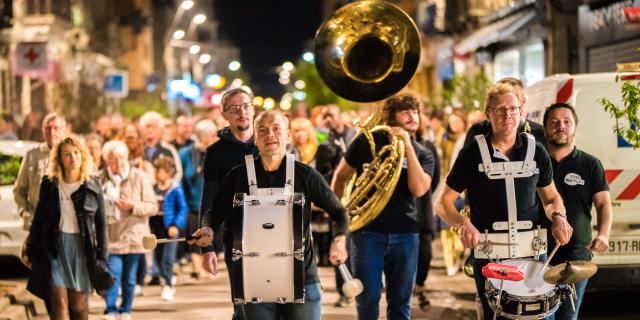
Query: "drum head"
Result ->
[[488, 259, 555, 297]]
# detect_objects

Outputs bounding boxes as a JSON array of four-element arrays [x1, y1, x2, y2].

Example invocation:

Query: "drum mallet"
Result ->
[[539, 242, 560, 275], [143, 234, 200, 250], [338, 263, 363, 299]]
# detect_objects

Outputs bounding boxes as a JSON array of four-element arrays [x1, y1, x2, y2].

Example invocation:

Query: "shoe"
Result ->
[[161, 285, 176, 301], [333, 296, 354, 308], [190, 272, 200, 280], [120, 312, 132, 320], [446, 265, 459, 276], [417, 291, 431, 311], [134, 284, 144, 296], [102, 313, 118, 320], [147, 276, 161, 286], [170, 276, 177, 286]]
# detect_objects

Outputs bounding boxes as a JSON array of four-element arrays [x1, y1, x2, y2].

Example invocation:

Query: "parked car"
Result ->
[[524, 71, 640, 291], [0, 140, 39, 257]]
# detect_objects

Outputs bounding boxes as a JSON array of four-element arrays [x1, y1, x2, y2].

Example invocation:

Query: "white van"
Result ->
[[524, 72, 640, 291]]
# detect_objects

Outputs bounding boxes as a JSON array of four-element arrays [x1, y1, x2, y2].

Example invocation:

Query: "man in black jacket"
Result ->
[[200, 87, 259, 320], [192, 111, 348, 320]]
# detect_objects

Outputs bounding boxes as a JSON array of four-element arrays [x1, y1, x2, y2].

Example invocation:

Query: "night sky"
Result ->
[[214, 0, 325, 98]]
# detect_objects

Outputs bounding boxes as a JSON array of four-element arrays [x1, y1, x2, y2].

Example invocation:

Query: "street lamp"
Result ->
[[199, 53, 212, 64], [229, 60, 241, 71], [189, 44, 201, 54], [181, 0, 194, 10], [173, 29, 185, 40], [193, 14, 207, 25]]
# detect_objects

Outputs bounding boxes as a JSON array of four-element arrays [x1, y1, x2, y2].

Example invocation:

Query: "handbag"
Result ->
[[93, 258, 114, 291]]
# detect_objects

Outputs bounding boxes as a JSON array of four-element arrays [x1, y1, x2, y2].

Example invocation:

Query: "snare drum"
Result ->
[[485, 259, 560, 319], [230, 192, 305, 304]]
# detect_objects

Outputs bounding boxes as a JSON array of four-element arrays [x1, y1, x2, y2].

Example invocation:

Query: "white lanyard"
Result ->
[[245, 154, 295, 196]]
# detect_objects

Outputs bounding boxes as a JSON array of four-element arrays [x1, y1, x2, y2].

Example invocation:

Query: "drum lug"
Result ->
[[294, 247, 304, 261], [274, 251, 290, 256], [294, 298, 304, 304], [293, 197, 305, 206], [275, 199, 287, 206], [250, 297, 263, 304], [245, 252, 262, 257], [233, 298, 245, 304], [232, 248, 243, 261], [234, 197, 243, 207], [276, 297, 288, 304], [249, 199, 261, 206]]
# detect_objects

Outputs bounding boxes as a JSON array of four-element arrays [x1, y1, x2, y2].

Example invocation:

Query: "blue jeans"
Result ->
[[104, 254, 142, 314], [473, 255, 547, 320], [547, 279, 588, 320], [152, 242, 178, 285], [351, 231, 419, 320], [243, 283, 322, 320]]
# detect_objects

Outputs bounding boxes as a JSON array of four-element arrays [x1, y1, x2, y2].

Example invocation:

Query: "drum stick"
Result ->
[[143, 234, 200, 250], [539, 242, 560, 275]]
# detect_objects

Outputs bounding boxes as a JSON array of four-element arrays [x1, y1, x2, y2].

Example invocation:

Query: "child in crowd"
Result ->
[[149, 157, 188, 301]]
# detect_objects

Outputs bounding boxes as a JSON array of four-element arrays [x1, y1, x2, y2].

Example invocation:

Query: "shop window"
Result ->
[[494, 41, 545, 86]]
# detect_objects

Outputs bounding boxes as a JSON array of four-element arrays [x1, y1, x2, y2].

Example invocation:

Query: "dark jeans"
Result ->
[[243, 283, 322, 320], [351, 231, 419, 320], [416, 232, 433, 287], [224, 244, 246, 320], [548, 279, 588, 320]]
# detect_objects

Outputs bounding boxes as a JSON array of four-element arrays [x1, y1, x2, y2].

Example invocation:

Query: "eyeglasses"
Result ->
[[224, 102, 253, 113], [489, 107, 520, 116]]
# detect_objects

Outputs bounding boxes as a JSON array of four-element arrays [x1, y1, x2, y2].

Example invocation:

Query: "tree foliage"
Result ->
[[437, 70, 491, 111], [294, 61, 360, 110], [600, 75, 640, 149]]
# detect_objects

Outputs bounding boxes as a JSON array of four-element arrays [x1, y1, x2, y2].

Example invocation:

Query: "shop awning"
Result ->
[[454, 9, 538, 54]]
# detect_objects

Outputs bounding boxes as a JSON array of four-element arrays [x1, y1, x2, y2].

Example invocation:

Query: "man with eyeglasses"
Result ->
[[200, 87, 259, 320], [463, 77, 547, 148], [437, 83, 573, 320]]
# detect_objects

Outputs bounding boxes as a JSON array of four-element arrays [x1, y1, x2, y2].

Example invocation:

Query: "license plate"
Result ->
[[606, 239, 640, 254]]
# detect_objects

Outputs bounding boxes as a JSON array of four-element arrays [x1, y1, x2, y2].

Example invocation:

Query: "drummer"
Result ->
[[437, 83, 573, 320], [543, 103, 612, 320], [190, 111, 349, 320]]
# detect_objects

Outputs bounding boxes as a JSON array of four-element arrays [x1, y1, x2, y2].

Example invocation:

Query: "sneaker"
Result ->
[[134, 284, 144, 296], [161, 285, 176, 301], [147, 276, 161, 286], [446, 265, 459, 277], [170, 276, 177, 286], [101, 313, 118, 320], [333, 296, 354, 308], [120, 312, 132, 320]]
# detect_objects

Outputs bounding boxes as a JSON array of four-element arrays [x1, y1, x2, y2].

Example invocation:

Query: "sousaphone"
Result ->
[[314, 0, 421, 231]]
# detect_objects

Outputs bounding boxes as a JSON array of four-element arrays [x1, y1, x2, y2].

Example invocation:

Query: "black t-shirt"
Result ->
[[201, 156, 349, 284], [447, 133, 553, 232], [550, 147, 609, 263], [344, 131, 435, 234]]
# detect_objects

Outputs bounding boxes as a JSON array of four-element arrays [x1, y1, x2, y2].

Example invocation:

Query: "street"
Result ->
[[3, 240, 639, 319]]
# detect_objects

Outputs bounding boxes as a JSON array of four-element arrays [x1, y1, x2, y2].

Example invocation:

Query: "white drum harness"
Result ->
[[473, 134, 548, 260]]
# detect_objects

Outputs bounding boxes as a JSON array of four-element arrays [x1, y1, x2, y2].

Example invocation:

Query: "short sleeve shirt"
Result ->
[[550, 147, 609, 263], [344, 131, 435, 234], [446, 133, 553, 232]]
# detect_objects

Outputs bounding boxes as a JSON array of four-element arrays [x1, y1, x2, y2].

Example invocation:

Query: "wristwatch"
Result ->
[[552, 211, 567, 220]]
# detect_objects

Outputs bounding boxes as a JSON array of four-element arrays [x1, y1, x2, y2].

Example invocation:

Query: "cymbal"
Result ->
[[543, 261, 598, 284]]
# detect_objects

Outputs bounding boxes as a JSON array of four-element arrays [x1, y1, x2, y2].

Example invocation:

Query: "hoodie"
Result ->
[[200, 127, 259, 217]]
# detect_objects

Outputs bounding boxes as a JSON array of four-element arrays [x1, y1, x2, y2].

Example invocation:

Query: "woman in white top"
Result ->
[[25, 135, 109, 320]]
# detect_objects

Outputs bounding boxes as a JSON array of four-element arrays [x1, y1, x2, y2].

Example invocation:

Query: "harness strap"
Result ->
[[245, 154, 295, 196]]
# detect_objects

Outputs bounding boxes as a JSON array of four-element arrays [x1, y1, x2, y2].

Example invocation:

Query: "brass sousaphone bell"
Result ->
[[314, 0, 421, 102], [313, 0, 421, 231]]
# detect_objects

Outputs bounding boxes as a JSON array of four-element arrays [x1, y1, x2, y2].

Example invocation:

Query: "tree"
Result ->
[[600, 74, 640, 149]]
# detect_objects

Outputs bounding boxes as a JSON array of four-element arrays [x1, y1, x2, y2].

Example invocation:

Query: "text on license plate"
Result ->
[[608, 240, 640, 254]]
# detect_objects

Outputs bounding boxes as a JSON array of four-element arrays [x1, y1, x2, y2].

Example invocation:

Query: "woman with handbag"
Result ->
[[24, 135, 110, 320]]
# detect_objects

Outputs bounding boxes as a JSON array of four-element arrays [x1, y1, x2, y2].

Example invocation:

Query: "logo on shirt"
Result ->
[[564, 173, 585, 186]]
